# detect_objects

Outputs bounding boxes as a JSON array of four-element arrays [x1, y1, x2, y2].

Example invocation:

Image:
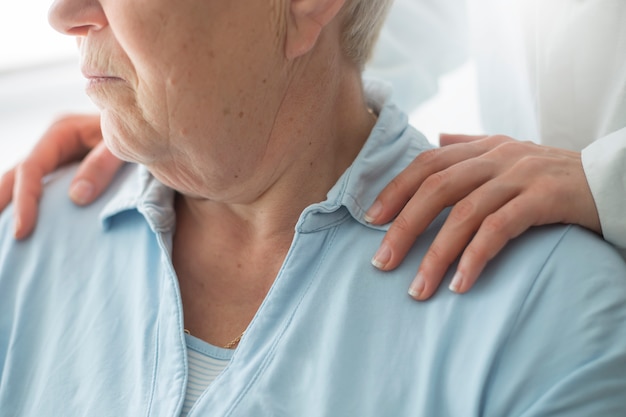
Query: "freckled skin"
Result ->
[[55, 0, 296, 203], [50, 0, 375, 211]]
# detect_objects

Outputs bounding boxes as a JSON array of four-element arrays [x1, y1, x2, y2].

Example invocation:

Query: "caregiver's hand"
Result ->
[[366, 134, 601, 301], [0, 113, 122, 239]]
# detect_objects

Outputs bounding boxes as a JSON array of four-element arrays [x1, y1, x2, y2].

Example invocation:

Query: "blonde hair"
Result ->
[[341, 0, 393, 68]]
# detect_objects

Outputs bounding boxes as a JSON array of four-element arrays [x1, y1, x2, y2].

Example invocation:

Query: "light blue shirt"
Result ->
[[2, 84, 626, 416]]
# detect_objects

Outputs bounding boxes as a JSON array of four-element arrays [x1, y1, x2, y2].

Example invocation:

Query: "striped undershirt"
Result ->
[[181, 333, 235, 417]]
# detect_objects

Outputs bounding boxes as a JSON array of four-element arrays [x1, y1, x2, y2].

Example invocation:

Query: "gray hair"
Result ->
[[341, 0, 393, 69]]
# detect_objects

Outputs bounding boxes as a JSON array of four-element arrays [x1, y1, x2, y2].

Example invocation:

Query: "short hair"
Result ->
[[341, 0, 393, 69]]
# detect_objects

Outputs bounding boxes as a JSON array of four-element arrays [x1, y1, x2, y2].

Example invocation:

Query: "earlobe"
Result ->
[[285, 0, 346, 60]]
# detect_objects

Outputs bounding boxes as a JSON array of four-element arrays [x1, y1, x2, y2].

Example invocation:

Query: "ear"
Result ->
[[285, 0, 347, 60]]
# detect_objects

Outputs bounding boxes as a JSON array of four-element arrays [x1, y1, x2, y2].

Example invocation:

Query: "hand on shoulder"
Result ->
[[367, 134, 601, 300]]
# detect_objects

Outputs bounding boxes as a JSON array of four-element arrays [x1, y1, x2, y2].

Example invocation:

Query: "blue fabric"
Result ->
[[1, 85, 626, 416]]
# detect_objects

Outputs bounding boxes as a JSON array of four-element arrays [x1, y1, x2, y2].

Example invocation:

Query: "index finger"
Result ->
[[365, 140, 493, 226]]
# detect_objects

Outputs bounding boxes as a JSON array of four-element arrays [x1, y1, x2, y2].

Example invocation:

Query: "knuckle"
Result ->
[[496, 139, 540, 158], [492, 140, 521, 156], [483, 134, 511, 147], [84, 146, 117, 172], [448, 199, 478, 224], [415, 148, 442, 166], [16, 160, 43, 179], [422, 243, 447, 266], [421, 170, 450, 195], [513, 155, 547, 175], [381, 175, 420, 206], [14, 162, 44, 196], [90, 148, 112, 168], [385, 175, 412, 198], [491, 137, 536, 156], [390, 213, 414, 235], [481, 212, 510, 235], [423, 241, 459, 270], [462, 242, 491, 265]]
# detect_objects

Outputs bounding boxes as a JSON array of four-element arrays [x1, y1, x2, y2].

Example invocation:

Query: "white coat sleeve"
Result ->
[[582, 127, 626, 250]]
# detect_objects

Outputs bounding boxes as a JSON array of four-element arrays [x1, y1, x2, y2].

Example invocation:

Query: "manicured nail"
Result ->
[[69, 180, 94, 205], [364, 200, 382, 223], [371, 242, 391, 269], [449, 271, 463, 293], [408, 273, 425, 299]]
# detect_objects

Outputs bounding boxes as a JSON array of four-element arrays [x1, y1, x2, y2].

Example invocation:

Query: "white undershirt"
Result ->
[[180, 334, 234, 417]]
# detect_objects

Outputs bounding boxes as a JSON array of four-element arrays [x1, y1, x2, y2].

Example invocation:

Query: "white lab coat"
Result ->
[[368, 0, 626, 250]]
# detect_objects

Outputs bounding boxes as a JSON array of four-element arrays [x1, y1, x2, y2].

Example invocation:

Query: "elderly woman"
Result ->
[[2, 0, 626, 415]]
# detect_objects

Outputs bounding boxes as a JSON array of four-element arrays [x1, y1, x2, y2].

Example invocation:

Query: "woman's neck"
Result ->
[[176, 61, 375, 251], [170, 48, 376, 347]]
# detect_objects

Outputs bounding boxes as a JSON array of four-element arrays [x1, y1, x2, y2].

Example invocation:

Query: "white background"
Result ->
[[0, 1, 482, 173]]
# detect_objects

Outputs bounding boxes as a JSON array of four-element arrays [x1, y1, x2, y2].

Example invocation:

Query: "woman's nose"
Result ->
[[48, 0, 107, 36]]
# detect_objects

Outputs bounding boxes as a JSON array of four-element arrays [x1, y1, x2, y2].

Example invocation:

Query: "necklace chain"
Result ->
[[223, 331, 245, 349], [184, 328, 245, 350]]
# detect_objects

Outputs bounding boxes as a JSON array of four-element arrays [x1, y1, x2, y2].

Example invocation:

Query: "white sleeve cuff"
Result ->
[[581, 128, 626, 249]]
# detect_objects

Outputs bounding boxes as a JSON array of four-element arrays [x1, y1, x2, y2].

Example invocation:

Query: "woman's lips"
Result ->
[[82, 68, 124, 85], [82, 72, 126, 93], [86, 76, 123, 85]]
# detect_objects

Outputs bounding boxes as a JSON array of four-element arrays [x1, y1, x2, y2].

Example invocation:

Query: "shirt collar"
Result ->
[[99, 164, 175, 233], [298, 81, 432, 232]]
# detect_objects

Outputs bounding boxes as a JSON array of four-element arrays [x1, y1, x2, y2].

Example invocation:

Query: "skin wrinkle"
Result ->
[[216, 1, 291, 199], [71, 0, 374, 207], [133, 3, 340, 206], [161, 5, 226, 172], [258, 72, 296, 193], [148, 5, 192, 157], [271, 0, 287, 46], [160, 10, 184, 158], [122, 2, 167, 144], [253, 24, 342, 204]]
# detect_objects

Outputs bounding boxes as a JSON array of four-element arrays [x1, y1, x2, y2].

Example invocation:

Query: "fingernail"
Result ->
[[364, 200, 382, 223], [449, 271, 463, 293], [408, 273, 425, 299], [69, 180, 94, 205], [371, 242, 391, 270]]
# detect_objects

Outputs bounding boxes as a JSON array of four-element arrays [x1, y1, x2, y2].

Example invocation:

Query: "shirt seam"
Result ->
[[143, 322, 160, 417]]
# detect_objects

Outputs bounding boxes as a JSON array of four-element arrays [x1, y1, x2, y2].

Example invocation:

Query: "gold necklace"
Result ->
[[223, 331, 245, 350], [184, 328, 245, 350]]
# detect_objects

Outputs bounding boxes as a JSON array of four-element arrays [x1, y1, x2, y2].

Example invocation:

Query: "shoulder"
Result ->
[[0, 163, 142, 270], [0, 164, 83, 252], [479, 224, 626, 416], [497, 224, 626, 307]]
